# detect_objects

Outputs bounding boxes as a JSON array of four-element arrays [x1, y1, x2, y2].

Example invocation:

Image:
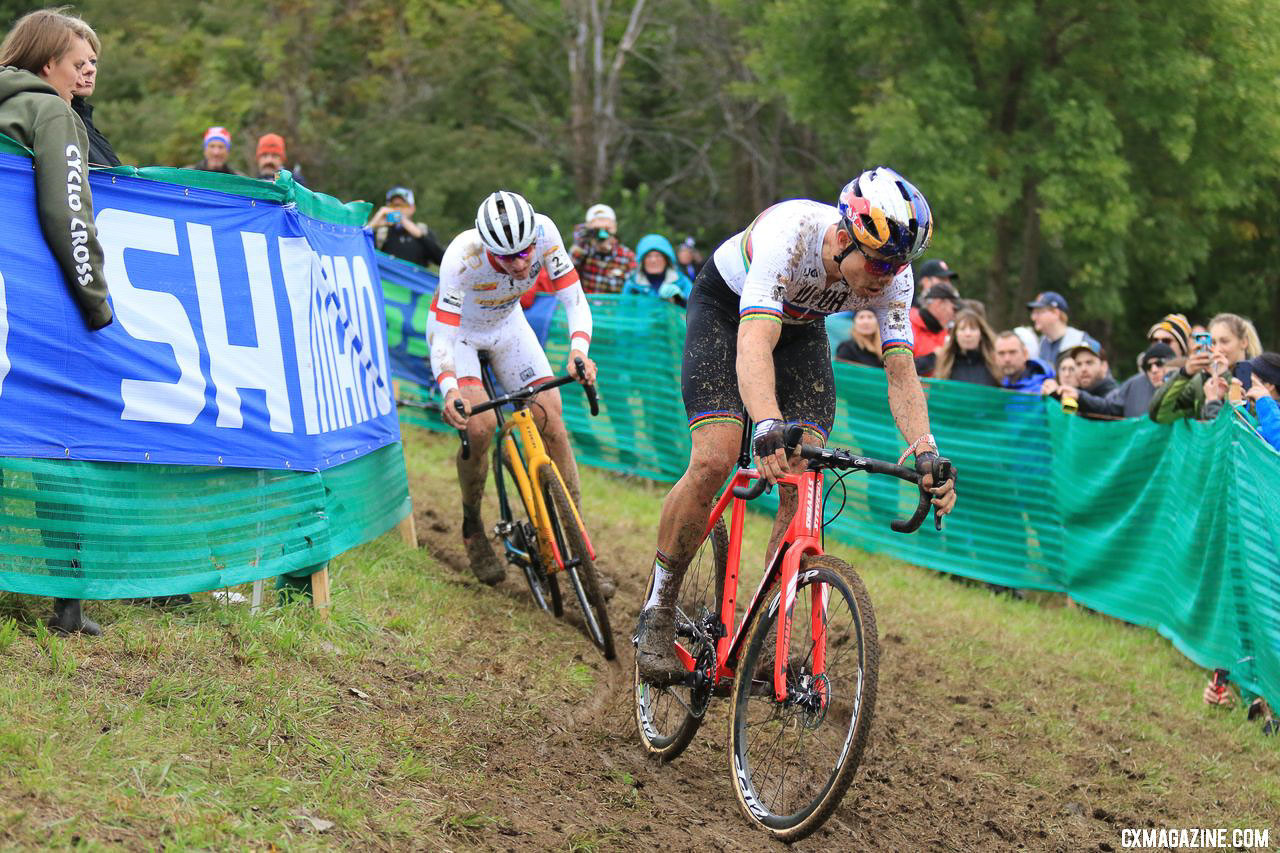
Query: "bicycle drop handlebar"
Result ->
[[456, 357, 599, 460], [731, 424, 954, 534]]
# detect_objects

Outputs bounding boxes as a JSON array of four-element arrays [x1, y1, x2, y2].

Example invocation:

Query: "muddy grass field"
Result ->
[[0, 427, 1276, 850]]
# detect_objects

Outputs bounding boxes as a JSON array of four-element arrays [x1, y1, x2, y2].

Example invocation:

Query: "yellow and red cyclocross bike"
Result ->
[[456, 354, 615, 660], [634, 423, 952, 842]]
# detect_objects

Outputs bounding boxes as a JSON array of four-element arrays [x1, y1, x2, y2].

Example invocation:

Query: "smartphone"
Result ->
[[1193, 331, 1211, 351], [1237, 362, 1253, 387], [386, 210, 402, 225]]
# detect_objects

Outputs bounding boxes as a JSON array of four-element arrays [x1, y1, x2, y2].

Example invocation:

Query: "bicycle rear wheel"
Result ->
[[540, 467, 615, 660], [633, 517, 728, 763], [503, 458, 562, 616], [727, 554, 878, 843]]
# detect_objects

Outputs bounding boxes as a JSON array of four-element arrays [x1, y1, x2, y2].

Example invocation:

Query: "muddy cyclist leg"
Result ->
[[457, 383, 504, 585], [635, 421, 740, 684]]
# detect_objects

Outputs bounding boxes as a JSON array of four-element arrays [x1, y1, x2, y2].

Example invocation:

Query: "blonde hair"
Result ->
[[936, 310, 999, 380], [1208, 312, 1263, 360], [849, 309, 882, 355], [0, 8, 97, 74]]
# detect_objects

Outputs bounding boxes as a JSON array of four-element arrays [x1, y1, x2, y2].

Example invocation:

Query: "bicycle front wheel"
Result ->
[[540, 467, 615, 660], [727, 554, 879, 843], [633, 517, 727, 763]]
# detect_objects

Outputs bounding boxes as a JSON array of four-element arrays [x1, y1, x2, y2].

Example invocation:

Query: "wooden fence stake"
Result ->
[[397, 508, 418, 547], [311, 567, 331, 617]]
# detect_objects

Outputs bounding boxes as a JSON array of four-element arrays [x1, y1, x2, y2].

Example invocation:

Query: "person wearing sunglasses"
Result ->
[[633, 166, 957, 686], [428, 191, 597, 586]]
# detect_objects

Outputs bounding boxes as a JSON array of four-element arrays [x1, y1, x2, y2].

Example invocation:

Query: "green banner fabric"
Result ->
[[0, 443, 410, 599], [398, 295, 1278, 703]]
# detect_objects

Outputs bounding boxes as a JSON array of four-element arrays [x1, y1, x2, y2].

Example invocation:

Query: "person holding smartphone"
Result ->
[[1149, 318, 1261, 423], [369, 185, 446, 268]]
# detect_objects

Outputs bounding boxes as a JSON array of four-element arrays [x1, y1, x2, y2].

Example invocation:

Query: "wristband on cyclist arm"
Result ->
[[897, 432, 938, 465], [569, 331, 591, 357], [752, 418, 786, 458], [437, 371, 458, 397]]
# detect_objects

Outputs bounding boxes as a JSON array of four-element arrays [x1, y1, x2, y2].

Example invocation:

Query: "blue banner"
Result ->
[[377, 250, 558, 389], [0, 153, 399, 471]]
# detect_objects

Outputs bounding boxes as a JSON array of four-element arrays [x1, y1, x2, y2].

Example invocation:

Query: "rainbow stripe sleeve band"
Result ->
[[882, 338, 913, 359], [689, 410, 744, 432], [740, 306, 784, 324]]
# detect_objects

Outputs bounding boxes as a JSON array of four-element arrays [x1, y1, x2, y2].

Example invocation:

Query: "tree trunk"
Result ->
[[988, 210, 1016, 332], [1015, 180, 1041, 322], [561, 0, 648, 203]]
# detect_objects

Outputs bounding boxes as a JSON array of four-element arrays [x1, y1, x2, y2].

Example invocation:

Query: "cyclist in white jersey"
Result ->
[[634, 167, 958, 685], [429, 190, 597, 585]]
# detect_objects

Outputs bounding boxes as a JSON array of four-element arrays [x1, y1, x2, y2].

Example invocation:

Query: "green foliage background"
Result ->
[[4, 0, 1278, 362]]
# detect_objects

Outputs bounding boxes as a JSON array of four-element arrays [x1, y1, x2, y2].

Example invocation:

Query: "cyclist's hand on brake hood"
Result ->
[[916, 453, 957, 516], [752, 419, 790, 485], [443, 390, 470, 429], [568, 351, 598, 385]]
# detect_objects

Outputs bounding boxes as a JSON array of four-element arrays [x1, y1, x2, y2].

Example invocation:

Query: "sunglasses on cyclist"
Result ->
[[495, 246, 534, 262], [848, 238, 906, 277]]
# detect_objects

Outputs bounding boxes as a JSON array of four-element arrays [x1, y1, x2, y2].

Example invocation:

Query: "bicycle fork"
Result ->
[[772, 471, 826, 704]]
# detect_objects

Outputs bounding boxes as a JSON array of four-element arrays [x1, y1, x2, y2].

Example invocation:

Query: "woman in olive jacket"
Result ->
[[0, 10, 115, 635]]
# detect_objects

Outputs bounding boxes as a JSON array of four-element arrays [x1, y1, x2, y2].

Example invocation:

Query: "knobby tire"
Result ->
[[541, 467, 615, 660], [727, 554, 879, 843]]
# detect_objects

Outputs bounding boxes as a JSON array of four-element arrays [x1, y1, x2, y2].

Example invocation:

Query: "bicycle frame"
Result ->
[[494, 406, 596, 573], [691, 466, 828, 703]]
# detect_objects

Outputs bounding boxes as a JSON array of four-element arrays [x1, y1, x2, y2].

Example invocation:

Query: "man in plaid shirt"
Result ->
[[569, 203, 637, 294]]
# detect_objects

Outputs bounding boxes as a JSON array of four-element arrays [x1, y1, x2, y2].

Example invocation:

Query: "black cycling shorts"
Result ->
[[681, 259, 835, 441]]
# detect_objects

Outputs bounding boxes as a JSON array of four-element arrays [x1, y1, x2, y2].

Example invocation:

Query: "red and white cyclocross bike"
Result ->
[[633, 423, 952, 842]]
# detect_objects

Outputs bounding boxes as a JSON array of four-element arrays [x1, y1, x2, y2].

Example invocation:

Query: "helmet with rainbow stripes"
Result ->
[[836, 167, 933, 265]]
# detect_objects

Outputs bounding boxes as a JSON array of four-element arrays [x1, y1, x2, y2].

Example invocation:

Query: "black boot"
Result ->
[[48, 598, 101, 636]]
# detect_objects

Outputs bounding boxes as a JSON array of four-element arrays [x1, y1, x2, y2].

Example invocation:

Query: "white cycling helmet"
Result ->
[[836, 167, 933, 265], [475, 190, 537, 254]]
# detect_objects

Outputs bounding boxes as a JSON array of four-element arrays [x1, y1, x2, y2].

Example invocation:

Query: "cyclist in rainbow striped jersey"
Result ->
[[634, 167, 958, 686]]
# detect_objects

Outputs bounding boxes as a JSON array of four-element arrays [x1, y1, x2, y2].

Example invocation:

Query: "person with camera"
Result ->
[[1150, 328, 1242, 423], [369, 186, 446, 268], [1242, 353, 1280, 452], [569, 203, 636, 294]]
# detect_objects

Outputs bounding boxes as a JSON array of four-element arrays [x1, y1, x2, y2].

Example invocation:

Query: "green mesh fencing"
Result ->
[[0, 442, 410, 599], [395, 295, 1279, 704]]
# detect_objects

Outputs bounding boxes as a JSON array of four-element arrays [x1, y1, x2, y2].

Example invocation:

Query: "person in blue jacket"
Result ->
[[995, 330, 1054, 392], [622, 233, 692, 305], [1243, 353, 1280, 452]]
